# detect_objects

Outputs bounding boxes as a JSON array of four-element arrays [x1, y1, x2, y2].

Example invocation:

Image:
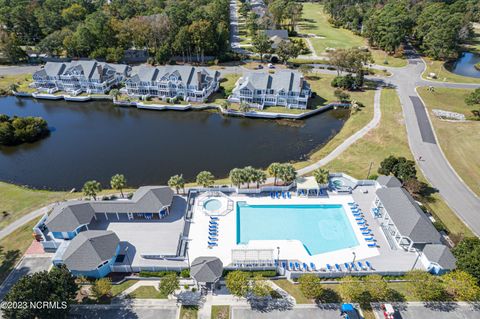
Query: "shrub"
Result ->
[[139, 271, 178, 278], [180, 269, 190, 278], [331, 74, 355, 90]]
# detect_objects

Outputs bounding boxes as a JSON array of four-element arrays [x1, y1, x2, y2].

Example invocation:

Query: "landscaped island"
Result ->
[[0, 114, 50, 146]]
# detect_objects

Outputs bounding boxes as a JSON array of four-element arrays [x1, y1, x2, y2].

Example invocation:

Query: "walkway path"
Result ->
[[0, 204, 54, 240], [297, 87, 382, 175]]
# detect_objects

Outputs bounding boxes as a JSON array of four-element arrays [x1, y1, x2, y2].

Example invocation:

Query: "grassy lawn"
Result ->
[[211, 305, 230, 319], [0, 182, 72, 229], [208, 73, 241, 105], [417, 87, 480, 198], [464, 23, 480, 54], [274, 279, 313, 304], [0, 218, 38, 284], [294, 76, 376, 171], [298, 3, 406, 67], [111, 280, 138, 297], [422, 57, 480, 84], [0, 74, 32, 94], [127, 286, 166, 299], [180, 305, 199, 319]]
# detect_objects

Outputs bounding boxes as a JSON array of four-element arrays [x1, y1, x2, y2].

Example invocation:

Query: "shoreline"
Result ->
[[12, 91, 349, 120]]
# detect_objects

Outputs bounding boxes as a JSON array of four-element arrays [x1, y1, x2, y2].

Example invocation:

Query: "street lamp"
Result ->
[[351, 251, 356, 273], [277, 246, 280, 269]]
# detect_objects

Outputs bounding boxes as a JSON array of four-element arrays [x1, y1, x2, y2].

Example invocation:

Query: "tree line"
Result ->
[[324, 0, 480, 60], [0, 0, 230, 64]]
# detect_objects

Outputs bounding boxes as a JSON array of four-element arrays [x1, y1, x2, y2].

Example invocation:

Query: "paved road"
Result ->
[[379, 48, 480, 235], [69, 304, 179, 319], [0, 204, 54, 241], [0, 65, 40, 75], [372, 302, 480, 319], [232, 305, 343, 319], [0, 256, 52, 300]]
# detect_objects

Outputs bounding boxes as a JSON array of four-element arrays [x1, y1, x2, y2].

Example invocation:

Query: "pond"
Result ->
[[446, 52, 480, 78], [0, 97, 349, 190]]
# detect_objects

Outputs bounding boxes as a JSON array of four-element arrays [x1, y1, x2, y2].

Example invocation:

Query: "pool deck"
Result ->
[[188, 192, 381, 269]]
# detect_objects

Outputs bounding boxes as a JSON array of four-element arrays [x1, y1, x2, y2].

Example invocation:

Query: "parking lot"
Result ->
[[232, 305, 344, 319], [373, 302, 480, 319]]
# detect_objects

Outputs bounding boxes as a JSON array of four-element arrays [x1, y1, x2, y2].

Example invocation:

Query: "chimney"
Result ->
[[97, 64, 103, 82], [197, 71, 203, 90]]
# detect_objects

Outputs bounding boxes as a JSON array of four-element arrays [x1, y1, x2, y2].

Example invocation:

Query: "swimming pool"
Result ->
[[204, 199, 222, 212], [236, 203, 359, 255]]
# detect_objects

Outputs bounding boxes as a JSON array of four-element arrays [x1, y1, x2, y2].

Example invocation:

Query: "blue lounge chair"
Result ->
[[344, 263, 350, 271], [359, 226, 368, 231], [208, 241, 217, 246], [276, 192, 281, 199], [348, 202, 356, 205], [209, 231, 218, 235], [366, 261, 373, 270], [357, 262, 366, 270], [210, 220, 218, 225], [303, 263, 308, 271], [270, 192, 275, 199], [295, 262, 300, 270], [287, 192, 291, 199], [210, 216, 219, 220], [364, 237, 375, 241], [282, 261, 287, 269], [289, 262, 294, 270], [352, 212, 362, 216], [335, 264, 342, 272], [208, 236, 218, 241], [350, 262, 357, 271], [310, 262, 316, 271], [362, 231, 371, 235], [355, 217, 364, 221], [282, 192, 286, 199], [326, 264, 333, 271], [368, 243, 377, 248], [357, 221, 366, 225]]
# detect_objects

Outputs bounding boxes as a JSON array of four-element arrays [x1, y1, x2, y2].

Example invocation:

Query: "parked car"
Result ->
[[268, 63, 275, 69], [340, 303, 360, 319], [381, 303, 396, 319], [256, 64, 264, 69]]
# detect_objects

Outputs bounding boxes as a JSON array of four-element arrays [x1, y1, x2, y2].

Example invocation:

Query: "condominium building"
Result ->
[[32, 60, 130, 95], [124, 65, 219, 102], [228, 70, 311, 109]]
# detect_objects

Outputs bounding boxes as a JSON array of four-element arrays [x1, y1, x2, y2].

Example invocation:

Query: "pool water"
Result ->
[[237, 203, 359, 255], [204, 199, 222, 212]]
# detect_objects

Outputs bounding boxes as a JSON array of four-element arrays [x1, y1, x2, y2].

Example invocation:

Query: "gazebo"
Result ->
[[190, 257, 223, 291], [296, 176, 320, 197]]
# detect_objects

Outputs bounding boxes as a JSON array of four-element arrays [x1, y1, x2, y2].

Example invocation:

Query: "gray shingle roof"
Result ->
[[127, 65, 218, 86], [377, 175, 402, 188], [90, 186, 174, 213], [34, 60, 128, 80], [43, 62, 67, 76], [191, 257, 223, 283], [45, 202, 95, 232], [423, 244, 456, 269], [63, 230, 120, 272], [376, 187, 442, 244], [237, 70, 309, 92], [265, 30, 289, 40]]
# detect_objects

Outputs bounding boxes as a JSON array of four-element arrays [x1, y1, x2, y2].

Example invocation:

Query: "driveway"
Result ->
[[373, 302, 480, 319], [0, 65, 40, 75], [0, 256, 52, 300], [69, 305, 179, 319], [231, 305, 342, 319]]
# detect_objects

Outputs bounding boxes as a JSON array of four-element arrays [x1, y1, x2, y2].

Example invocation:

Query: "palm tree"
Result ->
[[268, 162, 282, 186], [278, 163, 297, 185], [252, 169, 267, 188], [110, 174, 127, 198], [243, 166, 256, 189], [82, 180, 102, 200], [313, 168, 329, 187], [229, 168, 244, 188], [196, 171, 215, 188], [168, 174, 186, 194], [110, 89, 120, 100]]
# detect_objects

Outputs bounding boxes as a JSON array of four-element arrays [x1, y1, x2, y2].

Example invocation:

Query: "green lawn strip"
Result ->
[[127, 286, 167, 299], [180, 305, 199, 319], [111, 280, 138, 297], [0, 218, 38, 284], [274, 279, 313, 304], [323, 89, 473, 239], [417, 87, 480, 199], [299, 3, 405, 67], [0, 74, 32, 94], [211, 305, 230, 319], [422, 57, 480, 84]]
